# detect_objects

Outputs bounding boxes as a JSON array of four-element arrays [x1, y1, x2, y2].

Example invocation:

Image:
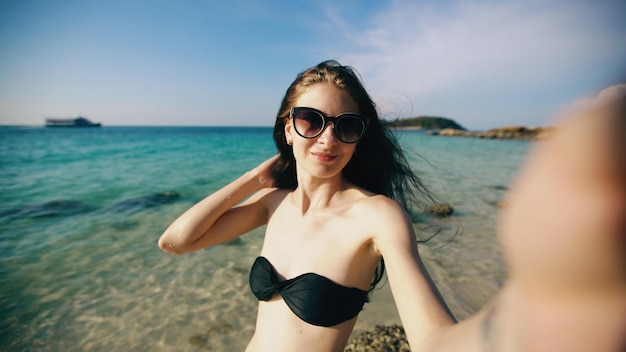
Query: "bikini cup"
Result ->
[[249, 256, 368, 327]]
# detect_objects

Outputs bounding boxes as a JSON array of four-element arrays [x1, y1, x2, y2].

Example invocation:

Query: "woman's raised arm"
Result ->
[[158, 155, 279, 254]]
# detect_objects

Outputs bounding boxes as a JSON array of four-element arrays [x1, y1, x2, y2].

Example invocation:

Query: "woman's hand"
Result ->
[[251, 154, 280, 189]]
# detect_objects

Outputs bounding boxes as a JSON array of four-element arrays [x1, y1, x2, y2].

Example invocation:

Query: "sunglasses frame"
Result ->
[[289, 107, 369, 144]]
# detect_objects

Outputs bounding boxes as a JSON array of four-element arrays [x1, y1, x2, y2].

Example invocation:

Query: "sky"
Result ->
[[0, 0, 624, 129]]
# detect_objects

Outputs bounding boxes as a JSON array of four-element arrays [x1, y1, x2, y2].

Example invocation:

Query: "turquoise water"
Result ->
[[0, 126, 530, 351]]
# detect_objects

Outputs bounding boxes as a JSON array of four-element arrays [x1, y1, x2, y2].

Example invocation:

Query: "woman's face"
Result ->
[[285, 83, 360, 181]]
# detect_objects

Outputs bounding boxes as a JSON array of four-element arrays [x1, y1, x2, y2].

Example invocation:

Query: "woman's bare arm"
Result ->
[[371, 196, 456, 351], [158, 155, 279, 254]]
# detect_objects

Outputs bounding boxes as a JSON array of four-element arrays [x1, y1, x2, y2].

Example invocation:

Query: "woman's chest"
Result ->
[[260, 203, 377, 287]]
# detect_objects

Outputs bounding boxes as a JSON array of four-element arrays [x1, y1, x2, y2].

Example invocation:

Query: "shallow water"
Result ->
[[0, 126, 530, 351]]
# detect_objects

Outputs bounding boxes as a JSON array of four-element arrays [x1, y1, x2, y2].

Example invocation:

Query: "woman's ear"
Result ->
[[284, 119, 294, 145]]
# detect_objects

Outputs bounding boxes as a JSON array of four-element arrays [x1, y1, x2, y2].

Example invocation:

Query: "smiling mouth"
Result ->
[[311, 152, 338, 162]]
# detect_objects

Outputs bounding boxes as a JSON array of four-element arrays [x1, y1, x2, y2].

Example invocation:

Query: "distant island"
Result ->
[[384, 116, 466, 131]]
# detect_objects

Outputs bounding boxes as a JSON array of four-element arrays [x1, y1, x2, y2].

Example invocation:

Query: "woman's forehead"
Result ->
[[294, 83, 359, 115]]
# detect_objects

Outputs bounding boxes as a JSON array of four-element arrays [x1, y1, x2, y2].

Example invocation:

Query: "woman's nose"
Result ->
[[317, 122, 337, 144]]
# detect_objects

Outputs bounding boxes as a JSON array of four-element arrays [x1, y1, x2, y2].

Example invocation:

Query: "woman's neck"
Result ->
[[292, 173, 348, 214]]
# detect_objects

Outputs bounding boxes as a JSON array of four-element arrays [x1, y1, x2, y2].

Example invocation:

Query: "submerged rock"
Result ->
[[187, 334, 206, 347], [344, 325, 409, 352], [222, 237, 243, 246], [490, 185, 508, 191], [427, 203, 454, 217], [188, 323, 234, 348], [0, 200, 96, 219], [109, 191, 181, 212], [110, 220, 140, 230]]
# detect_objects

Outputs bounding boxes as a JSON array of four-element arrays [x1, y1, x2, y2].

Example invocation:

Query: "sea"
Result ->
[[0, 125, 531, 351]]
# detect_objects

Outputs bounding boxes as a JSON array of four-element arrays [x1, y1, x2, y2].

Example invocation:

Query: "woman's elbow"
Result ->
[[158, 227, 189, 255], [158, 236, 181, 254]]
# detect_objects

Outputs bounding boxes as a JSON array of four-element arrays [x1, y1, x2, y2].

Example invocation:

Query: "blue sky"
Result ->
[[1, 0, 624, 129]]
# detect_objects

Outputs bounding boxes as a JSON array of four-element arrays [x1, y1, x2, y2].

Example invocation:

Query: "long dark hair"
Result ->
[[271, 60, 438, 291]]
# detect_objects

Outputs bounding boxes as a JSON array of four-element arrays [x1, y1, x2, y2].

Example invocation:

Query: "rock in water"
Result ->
[[110, 191, 181, 212], [428, 203, 454, 217], [0, 200, 95, 219]]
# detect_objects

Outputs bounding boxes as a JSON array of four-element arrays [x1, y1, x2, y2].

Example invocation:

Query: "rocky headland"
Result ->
[[428, 125, 553, 140]]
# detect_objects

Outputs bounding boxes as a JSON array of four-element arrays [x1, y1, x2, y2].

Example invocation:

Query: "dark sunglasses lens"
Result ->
[[336, 115, 365, 143], [294, 110, 323, 137]]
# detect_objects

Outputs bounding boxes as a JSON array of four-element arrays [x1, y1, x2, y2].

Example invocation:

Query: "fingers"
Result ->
[[252, 154, 280, 188]]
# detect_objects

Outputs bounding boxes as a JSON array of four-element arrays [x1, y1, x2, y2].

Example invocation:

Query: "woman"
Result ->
[[158, 60, 456, 351]]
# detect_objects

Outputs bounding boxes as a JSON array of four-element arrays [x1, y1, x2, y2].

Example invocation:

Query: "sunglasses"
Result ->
[[290, 107, 369, 144]]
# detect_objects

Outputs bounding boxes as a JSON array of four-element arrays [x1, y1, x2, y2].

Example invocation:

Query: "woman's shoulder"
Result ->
[[347, 183, 402, 208], [352, 191, 408, 224], [353, 193, 415, 254]]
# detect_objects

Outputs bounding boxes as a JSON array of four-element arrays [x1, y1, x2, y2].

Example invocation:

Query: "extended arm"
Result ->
[[372, 197, 456, 351], [427, 95, 626, 351]]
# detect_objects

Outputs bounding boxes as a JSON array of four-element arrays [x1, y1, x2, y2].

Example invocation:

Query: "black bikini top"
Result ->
[[249, 256, 369, 327]]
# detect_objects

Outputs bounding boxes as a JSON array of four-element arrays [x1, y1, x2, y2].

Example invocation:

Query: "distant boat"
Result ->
[[45, 116, 101, 127]]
